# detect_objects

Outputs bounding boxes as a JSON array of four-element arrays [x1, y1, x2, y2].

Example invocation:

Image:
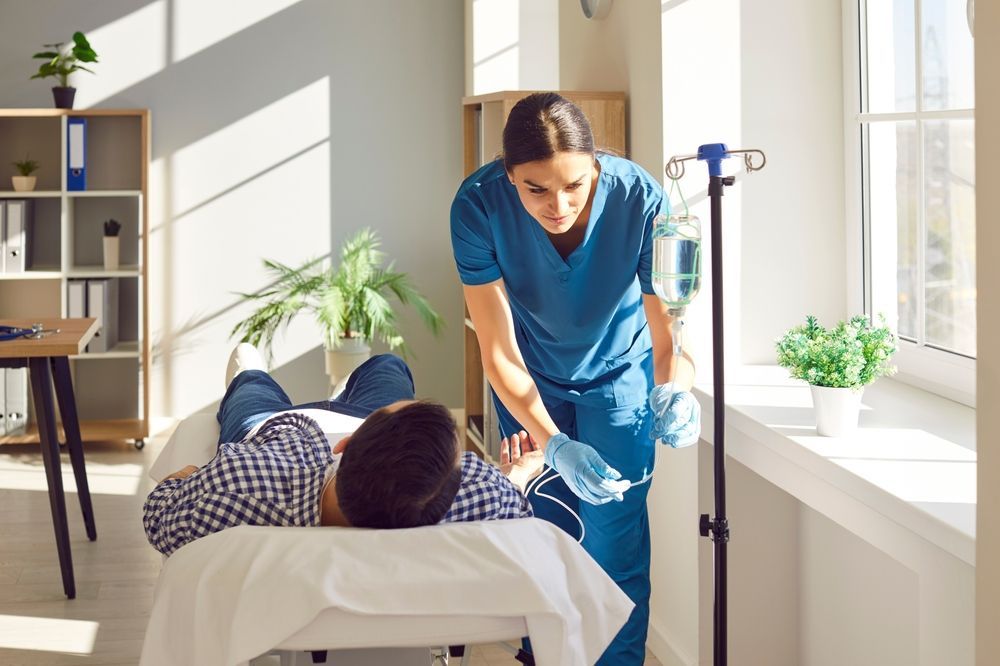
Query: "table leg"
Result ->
[[51, 356, 96, 541], [28, 357, 75, 599]]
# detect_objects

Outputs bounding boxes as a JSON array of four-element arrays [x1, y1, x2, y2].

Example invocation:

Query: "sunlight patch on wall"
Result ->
[[169, 77, 330, 214], [0, 615, 98, 654], [172, 0, 304, 62], [76, 1, 168, 108]]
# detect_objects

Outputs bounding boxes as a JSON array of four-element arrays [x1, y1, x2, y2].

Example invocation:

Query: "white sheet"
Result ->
[[140, 520, 633, 666]]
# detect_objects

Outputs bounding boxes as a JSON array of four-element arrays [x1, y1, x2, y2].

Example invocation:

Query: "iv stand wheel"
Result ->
[[133, 438, 146, 451]]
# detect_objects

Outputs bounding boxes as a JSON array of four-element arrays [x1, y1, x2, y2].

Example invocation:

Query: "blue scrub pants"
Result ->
[[492, 361, 656, 666], [216, 354, 416, 444]]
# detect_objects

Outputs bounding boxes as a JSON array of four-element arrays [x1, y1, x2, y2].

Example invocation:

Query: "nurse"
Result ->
[[450, 92, 701, 664]]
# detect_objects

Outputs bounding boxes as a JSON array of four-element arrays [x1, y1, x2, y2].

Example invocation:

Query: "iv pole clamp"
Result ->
[[665, 143, 766, 666]]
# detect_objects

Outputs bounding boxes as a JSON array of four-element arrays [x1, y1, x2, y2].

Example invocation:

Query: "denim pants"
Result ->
[[216, 354, 416, 445]]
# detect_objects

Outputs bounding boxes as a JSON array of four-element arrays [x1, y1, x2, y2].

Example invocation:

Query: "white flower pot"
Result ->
[[810, 385, 864, 437], [325, 337, 371, 397], [12, 176, 36, 192], [103, 236, 120, 270]]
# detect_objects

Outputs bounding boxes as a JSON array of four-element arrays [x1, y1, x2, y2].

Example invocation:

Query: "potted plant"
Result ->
[[31, 31, 99, 109], [11, 155, 39, 192], [776, 314, 897, 437], [231, 227, 445, 390], [103, 218, 121, 270]]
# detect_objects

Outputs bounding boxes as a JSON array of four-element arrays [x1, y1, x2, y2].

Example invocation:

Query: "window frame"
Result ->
[[843, 0, 976, 407]]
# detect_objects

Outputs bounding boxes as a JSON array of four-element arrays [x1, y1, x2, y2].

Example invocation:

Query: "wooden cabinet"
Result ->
[[460, 91, 626, 460], [0, 109, 150, 448]]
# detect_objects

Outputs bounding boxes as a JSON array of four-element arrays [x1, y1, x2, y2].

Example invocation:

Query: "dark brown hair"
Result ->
[[335, 400, 461, 529], [502, 92, 595, 171]]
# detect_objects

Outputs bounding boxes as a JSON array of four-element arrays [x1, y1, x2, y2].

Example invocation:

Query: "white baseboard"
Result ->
[[648, 616, 696, 666]]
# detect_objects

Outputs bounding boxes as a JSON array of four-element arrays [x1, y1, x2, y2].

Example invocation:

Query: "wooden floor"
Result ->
[[0, 426, 662, 665]]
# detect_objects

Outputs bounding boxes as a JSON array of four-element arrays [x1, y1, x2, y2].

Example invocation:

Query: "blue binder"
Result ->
[[67, 117, 87, 191]]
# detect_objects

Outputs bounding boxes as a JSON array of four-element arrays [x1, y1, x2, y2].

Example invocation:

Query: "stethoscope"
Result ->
[[0, 323, 61, 341]]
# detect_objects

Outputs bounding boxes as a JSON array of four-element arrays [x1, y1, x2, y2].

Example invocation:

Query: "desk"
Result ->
[[0, 318, 98, 599]]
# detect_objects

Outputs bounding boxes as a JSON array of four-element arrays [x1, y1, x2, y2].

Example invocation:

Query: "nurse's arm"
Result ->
[[463, 280, 561, 448], [643, 294, 696, 390]]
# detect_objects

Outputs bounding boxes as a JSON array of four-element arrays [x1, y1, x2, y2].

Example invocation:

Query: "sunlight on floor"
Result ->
[[0, 460, 144, 496], [0, 615, 98, 654]]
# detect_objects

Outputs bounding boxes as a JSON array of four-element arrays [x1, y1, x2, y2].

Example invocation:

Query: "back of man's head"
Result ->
[[335, 400, 462, 529]]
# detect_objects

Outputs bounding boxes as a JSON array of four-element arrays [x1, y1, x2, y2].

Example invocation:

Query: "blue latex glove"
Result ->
[[648, 383, 701, 448], [543, 433, 630, 505]]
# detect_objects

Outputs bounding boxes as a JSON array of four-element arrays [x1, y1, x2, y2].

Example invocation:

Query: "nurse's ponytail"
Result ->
[[502, 93, 595, 171]]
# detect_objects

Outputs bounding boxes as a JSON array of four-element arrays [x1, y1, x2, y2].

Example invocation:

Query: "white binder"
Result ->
[[67, 279, 87, 318], [3, 200, 27, 273], [5, 368, 28, 436], [0, 369, 6, 437], [87, 278, 119, 353], [0, 201, 5, 274]]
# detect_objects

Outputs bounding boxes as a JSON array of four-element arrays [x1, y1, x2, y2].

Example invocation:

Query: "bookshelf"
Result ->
[[460, 91, 626, 461], [0, 109, 150, 449]]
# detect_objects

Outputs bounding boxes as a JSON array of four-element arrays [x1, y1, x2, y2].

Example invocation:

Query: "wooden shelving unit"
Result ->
[[0, 109, 150, 448], [459, 91, 626, 460]]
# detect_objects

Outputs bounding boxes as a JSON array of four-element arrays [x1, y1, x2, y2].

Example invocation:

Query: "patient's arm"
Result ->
[[162, 465, 200, 483], [500, 430, 544, 493]]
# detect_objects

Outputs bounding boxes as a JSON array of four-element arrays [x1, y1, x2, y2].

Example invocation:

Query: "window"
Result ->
[[852, 0, 976, 404]]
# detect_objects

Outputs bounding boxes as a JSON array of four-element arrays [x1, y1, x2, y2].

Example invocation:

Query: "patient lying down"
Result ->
[[143, 346, 543, 556]]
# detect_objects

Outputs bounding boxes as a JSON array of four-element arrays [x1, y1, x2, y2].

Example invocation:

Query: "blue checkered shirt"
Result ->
[[143, 413, 532, 556]]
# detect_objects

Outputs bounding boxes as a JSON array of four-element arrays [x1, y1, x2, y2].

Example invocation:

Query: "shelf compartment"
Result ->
[[0, 280, 60, 319], [71, 357, 141, 421], [0, 419, 145, 445], [70, 196, 140, 269], [74, 115, 143, 191], [0, 116, 62, 191]]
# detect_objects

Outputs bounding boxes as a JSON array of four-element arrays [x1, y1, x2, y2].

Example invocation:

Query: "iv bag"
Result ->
[[651, 213, 702, 310]]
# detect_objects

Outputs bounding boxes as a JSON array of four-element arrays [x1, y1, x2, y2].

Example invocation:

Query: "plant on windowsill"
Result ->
[[231, 227, 445, 391], [776, 314, 898, 437], [11, 155, 39, 192], [30, 31, 99, 109], [102, 218, 121, 271]]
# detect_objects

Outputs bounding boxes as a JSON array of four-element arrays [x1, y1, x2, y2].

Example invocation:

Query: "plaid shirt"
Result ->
[[143, 413, 532, 556]]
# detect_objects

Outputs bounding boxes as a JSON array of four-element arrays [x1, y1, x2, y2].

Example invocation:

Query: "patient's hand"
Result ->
[[499, 430, 544, 493], [162, 465, 200, 483]]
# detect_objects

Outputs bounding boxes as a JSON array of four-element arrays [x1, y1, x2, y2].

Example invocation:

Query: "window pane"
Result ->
[[921, 0, 974, 110], [924, 119, 976, 355], [866, 0, 916, 113], [868, 121, 918, 338]]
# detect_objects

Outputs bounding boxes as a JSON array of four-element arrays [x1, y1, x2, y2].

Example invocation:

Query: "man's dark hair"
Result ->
[[335, 400, 462, 529]]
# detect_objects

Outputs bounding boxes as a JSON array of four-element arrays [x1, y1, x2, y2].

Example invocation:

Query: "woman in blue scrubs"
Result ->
[[450, 93, 701, 664]]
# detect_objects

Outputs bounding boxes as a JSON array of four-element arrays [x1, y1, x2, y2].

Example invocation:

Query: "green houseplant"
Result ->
[[11, 155, 39, 192], [31, 31, 99, 109], [232, 227, 445, 386], [776, 314, 897, 436]]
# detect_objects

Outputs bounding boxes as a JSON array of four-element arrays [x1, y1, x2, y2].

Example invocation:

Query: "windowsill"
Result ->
[[693, 365, 976, 565]]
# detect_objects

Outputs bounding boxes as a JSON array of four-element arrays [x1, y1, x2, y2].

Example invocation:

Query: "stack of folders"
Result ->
[[0, 368, 29, 437], [68, 278, 119, 353], [0, 200, 33, 273]]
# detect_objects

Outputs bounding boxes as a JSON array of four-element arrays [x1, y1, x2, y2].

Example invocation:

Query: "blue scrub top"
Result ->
[[451, 153, 668, 407]]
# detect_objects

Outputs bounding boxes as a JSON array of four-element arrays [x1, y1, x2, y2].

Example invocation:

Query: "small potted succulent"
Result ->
[[776, 314, 898, 437], [11, 156, 39, 192], [103, 218, 121, 270], [31, 31, 99, 109]]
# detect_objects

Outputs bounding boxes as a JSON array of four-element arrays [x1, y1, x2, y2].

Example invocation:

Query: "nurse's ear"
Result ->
[[333, 435, 350, 454]]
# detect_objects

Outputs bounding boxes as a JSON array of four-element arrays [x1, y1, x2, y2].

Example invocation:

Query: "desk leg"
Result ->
[[28, 357, 75, 599], [51, 356, 97, 541]]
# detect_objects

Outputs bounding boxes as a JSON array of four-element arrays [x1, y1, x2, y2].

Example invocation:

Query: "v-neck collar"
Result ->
[[530, 154, 609, 273]]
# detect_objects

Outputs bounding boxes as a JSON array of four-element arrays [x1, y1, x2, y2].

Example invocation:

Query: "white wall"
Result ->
[[467, 0, 559, 95], [0, 0, 466, 417], [977, 0, 1000, 662]]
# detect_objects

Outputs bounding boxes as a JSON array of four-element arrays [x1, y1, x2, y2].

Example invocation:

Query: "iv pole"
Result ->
[[664, 143, 766, 666]]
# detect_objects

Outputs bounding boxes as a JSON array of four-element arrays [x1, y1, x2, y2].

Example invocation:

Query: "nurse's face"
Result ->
[[508, 151, 598, 235]]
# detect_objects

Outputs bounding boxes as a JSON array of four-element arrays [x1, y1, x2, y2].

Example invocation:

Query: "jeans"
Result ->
[[216, 354, 416, 445]]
